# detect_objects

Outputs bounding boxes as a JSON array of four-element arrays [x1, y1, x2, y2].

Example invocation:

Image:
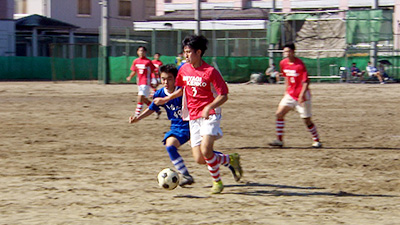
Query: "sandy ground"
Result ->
[[0, 81, 399, 225]]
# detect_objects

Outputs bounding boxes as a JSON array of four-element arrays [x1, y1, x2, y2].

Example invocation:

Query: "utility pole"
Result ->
[[371, 0, 379, 67], [195, 0, 201, 35], [268, 0, 276, 65], [100, 0, 110, 84]]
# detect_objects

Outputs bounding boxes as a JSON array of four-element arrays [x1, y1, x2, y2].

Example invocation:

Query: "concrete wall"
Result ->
[[0, 0, 14, 19], [0, 20, 15, 56], [14, 0, 154, 34]]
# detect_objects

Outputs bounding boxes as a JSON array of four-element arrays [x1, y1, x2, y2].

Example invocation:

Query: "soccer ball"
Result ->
[[157, 168, 180, 190]]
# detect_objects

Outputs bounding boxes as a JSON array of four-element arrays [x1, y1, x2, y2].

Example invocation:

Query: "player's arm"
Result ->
[[153, 88, 183, 106], [298, 66, 310, 104], [129, 108, 155, 123], [126, 70, 136, 82], [202, 94, 228, 119]]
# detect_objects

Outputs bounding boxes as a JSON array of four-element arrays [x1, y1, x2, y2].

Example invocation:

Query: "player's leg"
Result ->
[[163, 129, 194, 186], [201, 135, 224, 194], [135, 94, 144, 117], [297, 97, 322, 148], [269, 104, 292, 147]]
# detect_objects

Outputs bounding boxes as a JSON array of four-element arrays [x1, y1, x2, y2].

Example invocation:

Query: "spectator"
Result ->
[[350, 63, 365, 82], [366, 61, 384, 84], [265, 63, 280, 84]]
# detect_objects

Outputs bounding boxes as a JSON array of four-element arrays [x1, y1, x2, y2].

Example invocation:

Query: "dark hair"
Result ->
[[182, 35, 208, 56], [159, 64, 178, 78], [154, 52, 161, 56], [284, 43, 295, 51], [137, 46, 147, 52]]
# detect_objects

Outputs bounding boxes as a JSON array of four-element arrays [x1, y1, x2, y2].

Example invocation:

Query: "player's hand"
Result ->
[[126, 76, 132, 82], [201, 106, 211, 119], [153, 97, 167, 106], [129, 116, 139, 123]]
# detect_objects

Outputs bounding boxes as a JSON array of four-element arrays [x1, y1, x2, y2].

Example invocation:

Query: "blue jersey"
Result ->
[[149, 87, 189, 131]]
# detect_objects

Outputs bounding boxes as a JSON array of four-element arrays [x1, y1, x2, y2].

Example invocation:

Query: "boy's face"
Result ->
[[154, 54, 160, 60], [160, 72, 175, 90], [183, 46, 201, 65], [137, 48, 146, 58], [283, 47, 294, 58]]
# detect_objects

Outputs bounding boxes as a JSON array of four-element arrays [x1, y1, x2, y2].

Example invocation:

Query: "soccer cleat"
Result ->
[[156, 111, 162, 119], [229, 153, 243, 182], [179, 174, 195, 187], [269, 139, 283, 147], [211, 180, 224, 194], [312, 141, 322, 148]]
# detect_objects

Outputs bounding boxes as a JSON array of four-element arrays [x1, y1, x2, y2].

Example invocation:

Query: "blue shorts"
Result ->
[[162, 128, 190, 145]]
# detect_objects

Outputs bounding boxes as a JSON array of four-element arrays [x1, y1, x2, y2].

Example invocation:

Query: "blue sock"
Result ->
[[166, 146, 189, 176]]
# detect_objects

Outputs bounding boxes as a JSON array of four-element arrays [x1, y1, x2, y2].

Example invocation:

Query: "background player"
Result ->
[[154, 35, 243, 194], [151, 53, 163, 94], [269, 43, 322, 148], [126, 46, 155, 117]]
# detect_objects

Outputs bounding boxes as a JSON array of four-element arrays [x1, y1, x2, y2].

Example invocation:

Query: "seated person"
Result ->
[[265, 63, 280, 83], [350, 63, 365, 81], [366, 61, 384, 84]]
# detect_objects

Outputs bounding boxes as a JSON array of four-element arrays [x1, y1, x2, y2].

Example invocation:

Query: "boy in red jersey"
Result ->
[[126, 46, 155, 117], [154, 35, 242, 194], [269, 43, 322, 148], [151, 53, 163, 87]]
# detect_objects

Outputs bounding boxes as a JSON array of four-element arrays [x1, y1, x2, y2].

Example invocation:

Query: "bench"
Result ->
[[308, 75, 342, 82]]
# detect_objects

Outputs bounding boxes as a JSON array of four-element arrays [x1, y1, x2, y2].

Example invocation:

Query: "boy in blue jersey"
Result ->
[[129, 64, 194, 186], [129, 64, 239, 187]]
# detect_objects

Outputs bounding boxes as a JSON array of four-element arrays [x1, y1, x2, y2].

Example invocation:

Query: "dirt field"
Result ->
[[0, 81, 399, 225]]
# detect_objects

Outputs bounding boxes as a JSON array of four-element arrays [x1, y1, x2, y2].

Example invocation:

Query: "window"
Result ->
[[15, 0, 27, 14], [78, 0, 91, 15], [119, 0, 131, 17]]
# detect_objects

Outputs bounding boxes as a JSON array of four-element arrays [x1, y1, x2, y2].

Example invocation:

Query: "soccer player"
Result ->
[[269, 43, 322, 148], [154, 35, 243, 194], [130, 64, 239, 187], [151, 53, 163, 91], [126, 46, 155, 117]]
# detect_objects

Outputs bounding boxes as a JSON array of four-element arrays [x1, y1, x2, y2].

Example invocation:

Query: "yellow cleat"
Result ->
[[229, 153, 243, 182], [211, 180, 224, 194]]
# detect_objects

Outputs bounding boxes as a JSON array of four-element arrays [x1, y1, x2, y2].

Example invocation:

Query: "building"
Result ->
[[0, 0, 15, 56], [13, 0, 156, 57]]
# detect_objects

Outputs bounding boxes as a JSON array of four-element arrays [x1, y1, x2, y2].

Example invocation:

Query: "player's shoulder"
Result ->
[[153, 88, 166, 98]]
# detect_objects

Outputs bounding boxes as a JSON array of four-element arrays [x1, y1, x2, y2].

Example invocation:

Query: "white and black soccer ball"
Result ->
[[157, 168, 180, 190]]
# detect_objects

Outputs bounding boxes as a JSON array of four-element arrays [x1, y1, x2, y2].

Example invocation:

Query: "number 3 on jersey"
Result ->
[[192, 87, 197, 97]]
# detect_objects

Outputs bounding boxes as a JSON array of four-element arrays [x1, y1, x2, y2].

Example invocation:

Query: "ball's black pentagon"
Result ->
[[162, 172, 167, 178], [172, 176, 178, 183], [163, 183, 169, 189]]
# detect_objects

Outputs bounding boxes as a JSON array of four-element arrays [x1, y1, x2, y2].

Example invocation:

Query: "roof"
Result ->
[[147, 8, 269, 21], [16, 14, 79, 30]]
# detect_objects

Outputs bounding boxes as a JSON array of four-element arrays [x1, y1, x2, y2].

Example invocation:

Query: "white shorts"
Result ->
[[151, 78, 158, 85], [189, 114, 223, 147], [138, 85, 150, 98], [279, 93, 312, 118]]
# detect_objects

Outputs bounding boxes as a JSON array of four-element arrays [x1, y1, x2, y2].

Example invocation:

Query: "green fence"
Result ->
[[1, 56, 399, 82]]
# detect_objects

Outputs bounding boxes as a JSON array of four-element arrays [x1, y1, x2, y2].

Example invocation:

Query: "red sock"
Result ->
[[135, 102, 143, 117], [276, 119, 285, 141], [204, 153, 221, 182], [308, 123, 320, 142]]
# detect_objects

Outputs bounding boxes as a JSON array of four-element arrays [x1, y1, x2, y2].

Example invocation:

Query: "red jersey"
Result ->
[[130, 57, 155, 85], [280, 57, 309, 100], [151, 59, 163, 79], [176, 61, 229, 120]]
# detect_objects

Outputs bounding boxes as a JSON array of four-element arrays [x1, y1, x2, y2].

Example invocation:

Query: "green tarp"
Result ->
[[1, 56, 399, 82], [346, 10, 392, 43]]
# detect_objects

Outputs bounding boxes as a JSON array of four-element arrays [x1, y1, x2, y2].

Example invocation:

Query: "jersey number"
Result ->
[[290, 77, 295, 83], [192, 87, 197, 97]]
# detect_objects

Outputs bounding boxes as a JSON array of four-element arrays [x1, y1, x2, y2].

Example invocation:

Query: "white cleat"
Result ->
[[312, 141, 322, 148]]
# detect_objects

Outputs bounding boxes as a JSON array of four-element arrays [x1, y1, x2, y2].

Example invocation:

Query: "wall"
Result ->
[[0, 0, 14, 19], [0, 20, 15, 56]]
